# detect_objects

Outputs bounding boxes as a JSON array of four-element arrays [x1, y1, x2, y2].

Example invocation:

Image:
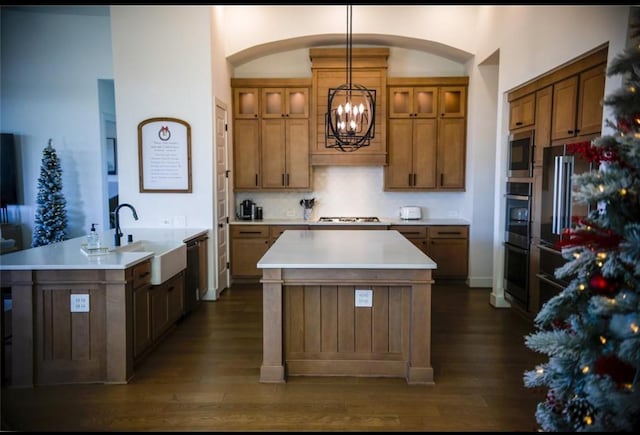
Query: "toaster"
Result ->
[[399, 206, 422, 220]]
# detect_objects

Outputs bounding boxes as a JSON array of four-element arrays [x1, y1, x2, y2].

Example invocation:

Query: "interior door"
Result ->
[[215, 102, 230, 296]]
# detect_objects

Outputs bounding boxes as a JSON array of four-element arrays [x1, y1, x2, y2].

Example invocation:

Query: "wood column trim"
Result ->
[[260, 268, 285, 383]]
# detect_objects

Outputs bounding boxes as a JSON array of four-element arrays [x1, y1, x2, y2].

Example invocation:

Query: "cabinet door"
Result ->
[[285, 118, 310, 188], [167, 273, 184, 324], [534, 86, 553, 166], [197, 238, 208, 300], [412, 118, 437, 189], [150, 285, 169, 340], [234, 88, 260, 119], [390, 225, 428, 254], [388, 87, 414, 118], [261, 88, 285, 118], [437, 118, 466, 189], [286, 88, 309, 118], [427, 238, 468, 279], [231, 238, 270, 277], [133, 285, 151, 358], [551, 75, 578, 141], [438, 86, 466, 118], [261, 119, 287, 188], [385, 119, 414, 189], [233, 119, 261, 189], [576, 64, 605, 136], [413, 87, 438, 118], [509, 93, 535, 130]]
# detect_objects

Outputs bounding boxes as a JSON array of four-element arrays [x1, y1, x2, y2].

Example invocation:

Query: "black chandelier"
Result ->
[[325, 5, 376, 152]]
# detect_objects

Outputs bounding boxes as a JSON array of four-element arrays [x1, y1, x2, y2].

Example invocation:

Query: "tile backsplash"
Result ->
[[234, 166, 468, 220]]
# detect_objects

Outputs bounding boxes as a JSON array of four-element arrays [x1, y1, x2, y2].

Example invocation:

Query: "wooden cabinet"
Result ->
[[233, 88, 260, 119], [389, 225, 428, 253], [386, 118, 437, 189], [551, 63, 606, 142], [261, 88, 309, 118], [437, 117, 466, 190], [185, 234, 208, 315], [232, 79, 311, 191], [426, 226, 469, 280], [131, 261, 152, 360], [309, 48, 389, 166], [385, 78, 468, 191], [150, 271, 184, 341], [230, 225, 270, 278], [389, 87, 437, 118], [533, 86, 553, 166], [269, 225, 309, 244], [261, 118, 310, 189], [509, 92, 535, 130]]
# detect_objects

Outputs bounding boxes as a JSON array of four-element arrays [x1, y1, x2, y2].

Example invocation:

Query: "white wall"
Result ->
[[110, 5, 213, 228], [0, 7, 113, 246]]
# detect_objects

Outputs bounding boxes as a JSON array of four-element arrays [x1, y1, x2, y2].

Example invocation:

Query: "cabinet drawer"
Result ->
[[269, 225, 309, 240], [389, 225, 427, 238], [231, 225, 270, 238], [131, 260, 151, 289], [428, 226, 468, 239]]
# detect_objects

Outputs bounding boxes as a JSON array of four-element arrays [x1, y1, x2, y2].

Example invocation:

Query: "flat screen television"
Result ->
[[1, 133, 19, 208]]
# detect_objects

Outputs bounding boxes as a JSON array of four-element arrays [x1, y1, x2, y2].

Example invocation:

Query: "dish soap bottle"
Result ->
[[87, 223, 101, 249]]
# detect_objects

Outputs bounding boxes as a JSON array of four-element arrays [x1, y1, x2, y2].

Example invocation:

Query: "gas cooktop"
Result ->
[[318, 217, 381, 223]]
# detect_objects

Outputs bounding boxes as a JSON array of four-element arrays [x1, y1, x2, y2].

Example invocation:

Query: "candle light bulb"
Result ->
[[345, 101, 351, 113]]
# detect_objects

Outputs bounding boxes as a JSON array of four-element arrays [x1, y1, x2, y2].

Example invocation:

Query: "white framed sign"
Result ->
[[138, 117, 192, 193]]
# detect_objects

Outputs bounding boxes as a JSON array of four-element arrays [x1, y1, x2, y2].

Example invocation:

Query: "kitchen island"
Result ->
[[257, 229, 436, 385], [0, 227, 207, 387]]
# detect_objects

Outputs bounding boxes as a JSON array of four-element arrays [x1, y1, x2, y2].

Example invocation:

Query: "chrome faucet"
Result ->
[[113, 203, 139, 246]]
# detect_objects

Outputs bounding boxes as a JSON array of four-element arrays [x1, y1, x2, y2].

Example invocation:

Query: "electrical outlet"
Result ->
[[160, 217, 172, 226], [173, 216, 187, 227], [447, 210, 459, 218], [286, 209, 295, 217]]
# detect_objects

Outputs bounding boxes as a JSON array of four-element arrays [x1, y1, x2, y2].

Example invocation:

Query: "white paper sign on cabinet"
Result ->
[[138, 117, 192, 193]]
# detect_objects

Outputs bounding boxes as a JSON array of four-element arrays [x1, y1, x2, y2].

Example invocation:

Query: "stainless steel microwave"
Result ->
[[508, 129, 534, 178]]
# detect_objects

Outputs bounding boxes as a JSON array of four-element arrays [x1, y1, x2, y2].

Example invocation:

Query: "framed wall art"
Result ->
[[138, 117, 192, 193]]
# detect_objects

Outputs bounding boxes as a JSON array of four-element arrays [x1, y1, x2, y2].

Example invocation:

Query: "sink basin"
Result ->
[[112, 240, 187, 285]]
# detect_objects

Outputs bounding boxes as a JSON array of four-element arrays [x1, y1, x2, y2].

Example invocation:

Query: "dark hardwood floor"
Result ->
[[1, 282, 545, 432]]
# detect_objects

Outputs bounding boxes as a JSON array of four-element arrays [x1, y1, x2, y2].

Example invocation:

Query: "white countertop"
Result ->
[[231, 217, 470, 226], [0, 227, 208, 271], [257, 230, 437, 269]]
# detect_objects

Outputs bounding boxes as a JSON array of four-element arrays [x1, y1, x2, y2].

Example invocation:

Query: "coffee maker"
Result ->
[[238, 199, 255, 220]]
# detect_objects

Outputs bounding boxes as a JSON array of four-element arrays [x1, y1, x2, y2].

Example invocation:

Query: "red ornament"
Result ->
[[594, 354, 636, 386], [589, 273, 618, 295]]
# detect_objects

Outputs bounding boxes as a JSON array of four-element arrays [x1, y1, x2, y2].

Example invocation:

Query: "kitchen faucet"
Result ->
[[113, 203, 139, 246]]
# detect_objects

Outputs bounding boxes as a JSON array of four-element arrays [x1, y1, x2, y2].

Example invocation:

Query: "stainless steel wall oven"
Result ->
[[504, 181, 532, 307]]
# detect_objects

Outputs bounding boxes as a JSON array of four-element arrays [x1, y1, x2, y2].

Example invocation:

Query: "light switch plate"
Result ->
[[355, 289, 372, 307], [70, 294, 90, 312]]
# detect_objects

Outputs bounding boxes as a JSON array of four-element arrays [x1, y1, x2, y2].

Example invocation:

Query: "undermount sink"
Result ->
[[111, 240, 187, 285]]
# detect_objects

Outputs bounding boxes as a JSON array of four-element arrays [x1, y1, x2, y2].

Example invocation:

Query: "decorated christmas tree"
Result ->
[[523, 11, 640, 432], [31, 139, 68, 247]]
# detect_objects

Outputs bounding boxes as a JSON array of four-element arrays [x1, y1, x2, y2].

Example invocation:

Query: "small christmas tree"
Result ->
[[523, 10, 640, 432], [31, 139, 68, 247]]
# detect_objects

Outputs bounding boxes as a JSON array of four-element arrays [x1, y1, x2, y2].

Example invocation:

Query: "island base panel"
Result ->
[[260, 268, 433, 385]]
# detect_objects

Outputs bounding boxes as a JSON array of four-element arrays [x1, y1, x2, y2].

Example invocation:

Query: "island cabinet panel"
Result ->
[[282, 281, 413, 379], [34, 270, 107, 385], [34, 270, 108, 386]]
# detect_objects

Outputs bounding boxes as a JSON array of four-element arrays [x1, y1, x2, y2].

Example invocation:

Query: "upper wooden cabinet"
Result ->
[[233, 88, 260, 119], [551, 63, 606, 142], [231, 78, 312, 191], [439, 86, 466, 118], [309, 48, 389, 166], [533, 85, 553, 166], [509, 92, 535, 130], [261, 88, 309, 119], [385, 77, 468, 191], [389, 87, 437, 118]]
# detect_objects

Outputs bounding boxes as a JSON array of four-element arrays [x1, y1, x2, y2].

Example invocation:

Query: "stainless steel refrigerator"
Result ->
[[537, 144, 592, 305]]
